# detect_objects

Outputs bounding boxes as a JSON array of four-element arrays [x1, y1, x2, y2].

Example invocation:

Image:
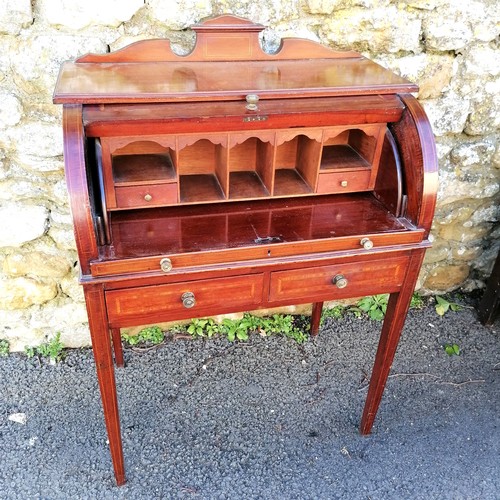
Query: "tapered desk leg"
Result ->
[[111, 328, 124, 368], [84, 285, 126, 486], [360, 251, 424, 435], [311, 302, 324, 336]]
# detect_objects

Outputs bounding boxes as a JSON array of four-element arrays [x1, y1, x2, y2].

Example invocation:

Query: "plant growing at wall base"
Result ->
[[121, 326, 165, 346], [0, 339, 9, 357], [184, 313, 309, 344], [435, 295, 461, 316], [25, 333, 65, 363], [355, 294, 389, 321]]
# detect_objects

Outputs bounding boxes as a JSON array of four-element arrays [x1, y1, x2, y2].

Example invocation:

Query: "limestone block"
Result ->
[[15, 156, 64, 176], [306, 0, 345, 13], [421, 93, 470, 136], [59, 323, 91, 349], [48, 225, 77, 251], [464, 1, 500, 44], [437, 170, 499, 205], [27, 302, 90, 347], [60, 273, 84, 302], [462, 46, 500, 80], [450, 140, 496, 168], [0, 0, 32, 35], [11, 35, 106, 99], [467, 202, 500, 225], [0, 94, 23, 129], [423, 13, 472, 51], [465, 82, 500, 136], [0, 204, 48, 248], [0, 277, 57, 310], [435, 201, 477, 225], [0, 305, 90, 350], [424, 264, 470, 291], [450, 244, 482, 262], [423, 238, 449, 264], [0, 178, 49, 203], [50, 179, 71, 208], [324, 7, 421, 53], [30, 301, 87, 328], [147, 0, 212, 29], [7, 122, 63, 159], [375, 53, 453, 99], [37, 0, 143, 30], [50, 208, 73, 226], [0, 309, 45, 352], [401, 0, 437, 10], [438, 222, 492, 243], [3, 251, 71, 278]]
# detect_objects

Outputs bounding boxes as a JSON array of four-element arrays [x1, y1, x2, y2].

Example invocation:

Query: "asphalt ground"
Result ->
[[0, 298, 499, 499]]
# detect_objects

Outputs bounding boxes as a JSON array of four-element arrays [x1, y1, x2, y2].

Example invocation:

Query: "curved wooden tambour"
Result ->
[[62, 105, 99, 274], [390, 94, 438, 237]]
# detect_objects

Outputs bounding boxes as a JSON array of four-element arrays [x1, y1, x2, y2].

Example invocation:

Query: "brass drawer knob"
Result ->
[[360, 237, 374, 250], [144, 193, 153, 202], [332, 274, 348, 289], [181, 291, 196, 308], [340, 180, 348, 187], [159, 258, 172, 273], [245, 94, 259, 111]]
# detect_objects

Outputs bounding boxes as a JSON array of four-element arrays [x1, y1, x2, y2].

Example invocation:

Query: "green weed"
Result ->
[[444, 343, 460, 356], [121, 326, 165, 346], [321, 305, 345, 322], [185, 313, 309, 344], [0, 339, 9, 357], [410, 293, 425, 309], [25, 333, 65, 363], [435, 295, 461, 316], [356, 294, 389, 321]]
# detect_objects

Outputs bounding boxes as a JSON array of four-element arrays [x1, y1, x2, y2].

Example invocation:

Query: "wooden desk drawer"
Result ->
[[269, 256, 409, 303], [317, 169, 372, 194], [115, 183, 177, 208], [106, 273, 264, 327]]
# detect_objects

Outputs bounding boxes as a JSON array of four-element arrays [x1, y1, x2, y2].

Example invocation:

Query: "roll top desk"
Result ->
[[54, 15, 438, 485]]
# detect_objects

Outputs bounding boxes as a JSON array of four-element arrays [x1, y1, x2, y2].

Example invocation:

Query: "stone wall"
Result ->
[[0, 0, 498, 351]]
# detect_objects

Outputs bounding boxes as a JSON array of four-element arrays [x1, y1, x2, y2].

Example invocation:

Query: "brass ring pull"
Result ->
[[159, 258, 172, 273], [181, 292, 196, 308], [332, 274, 348, 289], [360, 237, 374, 250], [245, 94, 259, 111]]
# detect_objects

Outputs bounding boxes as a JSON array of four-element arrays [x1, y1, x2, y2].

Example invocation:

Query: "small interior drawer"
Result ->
[[317, 169, 372, 194], [269, 256, 409, 303], [106, 273, 264, 327], [115, 183, 178, 208]]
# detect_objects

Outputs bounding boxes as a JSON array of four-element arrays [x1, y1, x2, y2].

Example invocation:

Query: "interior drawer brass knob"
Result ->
[[340, 180, 348, 187], [332, 274, 348, 289], [181, 291, 196, 308], [159, 257, 172, 272], [144, 193, 153, 202], [360, 237, 374, 250]]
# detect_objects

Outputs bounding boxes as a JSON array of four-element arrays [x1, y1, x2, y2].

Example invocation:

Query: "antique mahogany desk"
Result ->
[[53, 15, 438, 485]]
